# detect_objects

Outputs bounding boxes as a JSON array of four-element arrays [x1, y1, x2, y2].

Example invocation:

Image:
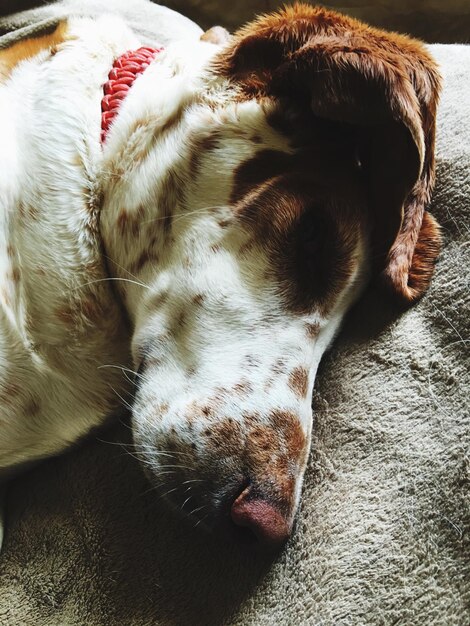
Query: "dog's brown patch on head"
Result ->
[[271, 409, 307, 460], [247, 425, 277, 466], [208, 418, 243, 456], [0, 20, 70, 82], [214, 3, 442, 305], [288, 367, 309, 398], [231, 147, 362, 314]]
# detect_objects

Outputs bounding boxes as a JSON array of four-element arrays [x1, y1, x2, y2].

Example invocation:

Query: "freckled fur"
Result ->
[[0, 4, 441, 544]]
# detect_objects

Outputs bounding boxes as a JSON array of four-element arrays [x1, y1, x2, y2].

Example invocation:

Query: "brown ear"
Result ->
[[214, 3, 442, 303]]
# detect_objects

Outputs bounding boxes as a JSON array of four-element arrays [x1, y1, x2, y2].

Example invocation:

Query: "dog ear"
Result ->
[[214, 4, 442, 303]]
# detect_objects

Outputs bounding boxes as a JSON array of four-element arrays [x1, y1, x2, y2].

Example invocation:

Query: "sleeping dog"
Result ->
[[0, 2, 441, 547]]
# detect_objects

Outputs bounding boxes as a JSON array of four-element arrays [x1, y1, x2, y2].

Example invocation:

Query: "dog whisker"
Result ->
[[76, 277, 151, 291]]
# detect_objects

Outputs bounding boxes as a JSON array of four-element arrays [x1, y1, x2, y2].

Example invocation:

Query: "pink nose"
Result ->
[[230, 487, 290, 547]]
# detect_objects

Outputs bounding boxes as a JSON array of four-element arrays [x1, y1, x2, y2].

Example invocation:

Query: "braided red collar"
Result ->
[[101, 46, 163, 143]]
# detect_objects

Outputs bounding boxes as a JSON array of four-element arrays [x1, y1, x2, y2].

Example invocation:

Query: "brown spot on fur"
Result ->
[[185, 400, 213, 425], [247, 425, 277, 466], [231, 148, 362, 314], [175, 310, 186, 329], [305, 322, 320, 339], [117, 209, 129, 235], [150, 291, 168, 309], [232, 379, 253, 395], [10, 268, 20, 283], [154, 402, 169, 416], [244, 355, 261, 369], [242, 412, 260, 429], [192, 294, 205, 306], [272, 359, 287, 375], [271, 409, 307, 460], [264, 378, 275, 392], [0, 20, 70, 82], [208, 418, 243, 456], [131, 250, 159, 274], [288, 367, 309, 397], [187, 129, 222, 179]]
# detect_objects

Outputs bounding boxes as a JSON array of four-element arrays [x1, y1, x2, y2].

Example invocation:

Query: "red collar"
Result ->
[[101, 46, 163, 143]]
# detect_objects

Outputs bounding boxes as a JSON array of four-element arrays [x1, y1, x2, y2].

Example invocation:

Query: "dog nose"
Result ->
[[230, 485, 290, 548]]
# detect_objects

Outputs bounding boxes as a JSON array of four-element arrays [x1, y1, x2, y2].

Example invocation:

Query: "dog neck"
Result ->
[[98, 38, 226, 323]]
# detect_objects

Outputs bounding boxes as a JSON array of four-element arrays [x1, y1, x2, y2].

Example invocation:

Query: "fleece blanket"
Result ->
[[0, 2, 468, 625]]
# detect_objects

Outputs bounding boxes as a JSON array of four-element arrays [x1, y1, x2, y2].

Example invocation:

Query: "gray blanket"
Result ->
[[0, 2, 468, 625]]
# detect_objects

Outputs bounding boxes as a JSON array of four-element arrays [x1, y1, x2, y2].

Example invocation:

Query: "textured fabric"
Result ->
[[0, 2, 468, 625]]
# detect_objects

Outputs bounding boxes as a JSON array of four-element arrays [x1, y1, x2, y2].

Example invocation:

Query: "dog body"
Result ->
[[0, 16, 139, 471], [0, 3, 441, 546]]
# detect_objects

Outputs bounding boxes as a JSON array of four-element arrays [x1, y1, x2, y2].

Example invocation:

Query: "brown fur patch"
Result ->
[[305, 322, 320, 339], [214, 2, 441, 305], [271, 409, 307, 460], [208, 418, 243, 456], [192, 294, 205, 306], [130, 249, 159, 274], [187, 128, 222, 179], [231, 147, 363, 314], [288, 367, 309, 397], [0, 21, 70, 82]]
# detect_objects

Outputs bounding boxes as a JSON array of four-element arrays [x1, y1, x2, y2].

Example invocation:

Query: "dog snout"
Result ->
[[230, 483, 291, 548]]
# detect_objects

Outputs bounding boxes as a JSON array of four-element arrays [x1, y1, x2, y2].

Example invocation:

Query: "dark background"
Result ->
[[1, 0, 469, 43]]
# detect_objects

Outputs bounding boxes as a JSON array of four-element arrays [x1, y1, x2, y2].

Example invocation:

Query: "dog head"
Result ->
[[101, 4, 441, 547]]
